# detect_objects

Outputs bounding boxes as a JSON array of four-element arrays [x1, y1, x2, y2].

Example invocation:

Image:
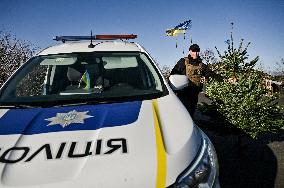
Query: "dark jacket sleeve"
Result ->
[[202, 64, 213, 78], [170, 58, 186, 75]]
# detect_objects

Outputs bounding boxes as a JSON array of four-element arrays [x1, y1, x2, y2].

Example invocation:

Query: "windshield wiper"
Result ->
[[0, 104, 37, 109], [54, 102, 92, 107]]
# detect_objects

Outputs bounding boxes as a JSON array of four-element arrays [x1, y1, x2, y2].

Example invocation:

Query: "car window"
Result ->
[[0, 52, 166, 106]]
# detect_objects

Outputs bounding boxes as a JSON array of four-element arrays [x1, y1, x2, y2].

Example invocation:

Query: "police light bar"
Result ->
[[53, 35, 137, 42]]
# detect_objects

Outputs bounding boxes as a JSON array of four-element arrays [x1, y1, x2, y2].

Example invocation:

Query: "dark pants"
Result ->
[[177, 87, 199, 117]]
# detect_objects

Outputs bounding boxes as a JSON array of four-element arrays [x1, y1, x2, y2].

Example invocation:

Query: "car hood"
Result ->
[[0, 97, 201, 188]]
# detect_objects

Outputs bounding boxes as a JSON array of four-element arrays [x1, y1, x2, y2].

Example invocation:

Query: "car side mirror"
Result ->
[[169, 75, 189, 91]]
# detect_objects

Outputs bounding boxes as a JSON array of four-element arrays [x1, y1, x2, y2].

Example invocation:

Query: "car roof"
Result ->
[[38, 41, 144, 56]]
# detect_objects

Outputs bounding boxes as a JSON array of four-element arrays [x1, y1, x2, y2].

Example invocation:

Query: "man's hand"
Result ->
[[200, 76, 206, 84], [228, 77, 237, 84]]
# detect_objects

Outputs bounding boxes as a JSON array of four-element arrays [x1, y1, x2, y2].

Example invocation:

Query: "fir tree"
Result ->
[[205, 34, 284, 138]]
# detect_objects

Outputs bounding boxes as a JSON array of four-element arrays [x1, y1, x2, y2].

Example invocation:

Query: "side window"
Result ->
[[138, 59, 155, 89], [139, 54, 162, 91], [16, 65, 48, 97]]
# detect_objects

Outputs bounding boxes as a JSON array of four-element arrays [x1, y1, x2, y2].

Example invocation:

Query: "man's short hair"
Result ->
[[189, 44, 200, 52]]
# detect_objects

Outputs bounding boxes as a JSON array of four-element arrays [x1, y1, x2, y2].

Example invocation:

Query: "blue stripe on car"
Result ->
[[0, 101, 142, 135]]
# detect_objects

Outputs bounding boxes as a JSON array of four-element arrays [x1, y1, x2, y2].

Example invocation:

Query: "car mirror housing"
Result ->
[[169, 75, 189, 91]]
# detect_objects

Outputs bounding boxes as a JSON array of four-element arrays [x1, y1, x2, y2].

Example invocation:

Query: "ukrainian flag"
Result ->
[[166, 20, 191, 36], [166, 28, 186, 36], [81, 71, 91, 89]]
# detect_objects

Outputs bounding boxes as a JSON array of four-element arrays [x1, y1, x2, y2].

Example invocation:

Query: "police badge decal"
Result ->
[[45, 110, 93, 128]]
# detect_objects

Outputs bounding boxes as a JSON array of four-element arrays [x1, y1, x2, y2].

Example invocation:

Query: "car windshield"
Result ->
[[0, 52, 166, 106]]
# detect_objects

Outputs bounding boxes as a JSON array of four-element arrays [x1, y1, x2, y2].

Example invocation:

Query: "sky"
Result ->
[[1, 0, 284, 72]]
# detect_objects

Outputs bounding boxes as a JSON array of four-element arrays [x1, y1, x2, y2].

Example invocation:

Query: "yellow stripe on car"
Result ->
[[152, 99, 167, 188]]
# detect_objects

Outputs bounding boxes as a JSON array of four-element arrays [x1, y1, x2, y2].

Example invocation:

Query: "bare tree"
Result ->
[[276, 58, 284, 75], [156, 62, 171, 81], [273, 58, 284, 83], [200, 48, 218, 65], [0, 31, 36, 87], [161, 65, 171, 80]]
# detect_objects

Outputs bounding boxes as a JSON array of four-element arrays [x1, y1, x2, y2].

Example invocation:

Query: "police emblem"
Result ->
[[45, 110, 93, 128]]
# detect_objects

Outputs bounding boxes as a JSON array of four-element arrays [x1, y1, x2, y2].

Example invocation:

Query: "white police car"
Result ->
[[0, 35, 220, 188]]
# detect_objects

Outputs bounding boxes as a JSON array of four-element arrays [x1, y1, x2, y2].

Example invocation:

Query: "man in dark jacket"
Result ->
[[170, 44, 214, 116]]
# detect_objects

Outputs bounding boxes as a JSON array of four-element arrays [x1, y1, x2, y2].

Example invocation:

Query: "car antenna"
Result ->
[[88, 30, 95, 48]]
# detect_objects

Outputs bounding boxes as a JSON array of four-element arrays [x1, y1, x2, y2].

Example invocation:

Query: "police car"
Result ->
[[0, 35, 220, 188]]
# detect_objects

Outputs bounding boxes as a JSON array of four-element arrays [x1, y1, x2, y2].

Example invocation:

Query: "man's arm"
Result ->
[[203, 64, 214, 78], [170, 58, 186, 75], [202, 64, 222, 81]]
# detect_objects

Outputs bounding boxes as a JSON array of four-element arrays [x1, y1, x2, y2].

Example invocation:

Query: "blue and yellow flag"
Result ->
[[166, 20, 192, 37], [81, 71, 91, 89]]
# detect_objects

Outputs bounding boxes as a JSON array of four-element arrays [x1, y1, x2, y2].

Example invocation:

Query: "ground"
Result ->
[[195, 89, 284, 188]]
